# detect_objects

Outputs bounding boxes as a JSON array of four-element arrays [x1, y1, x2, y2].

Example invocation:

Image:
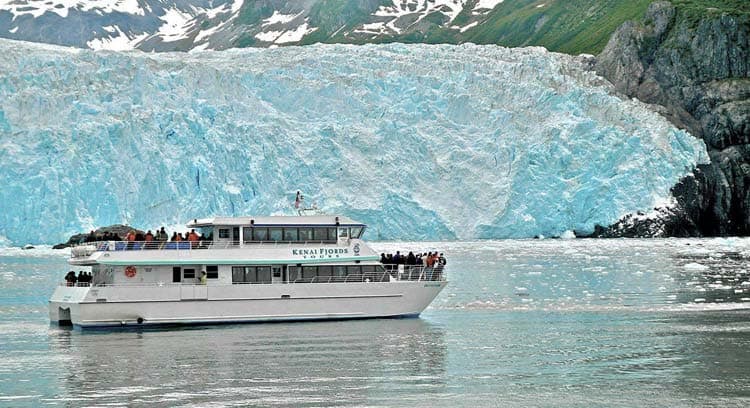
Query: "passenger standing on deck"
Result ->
[[145, 230, 154, 249], [200, 271, 207, 285], [426, 252, 436, 268], [188, 229, 199, 242], [126, 230, 136, 250], [158, 227, 168, 241], [64, 271, 76, 286], [406, 251, 416, 265], [188, 229, 199, 248]]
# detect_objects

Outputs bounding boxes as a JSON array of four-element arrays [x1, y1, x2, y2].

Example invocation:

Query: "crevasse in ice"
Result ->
[[0, 40, 708, 245]]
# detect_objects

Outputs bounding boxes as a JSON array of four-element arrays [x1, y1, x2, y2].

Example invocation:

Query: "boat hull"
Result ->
[[49, 281, 446, 328]]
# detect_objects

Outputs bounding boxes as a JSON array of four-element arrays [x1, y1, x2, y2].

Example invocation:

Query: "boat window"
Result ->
[[206, 265, 218, 279], [327, 228, 337, 241], [347, 266, 361, 275], [302, 266, 317, 279], [339, 228, 348, 238], [183, 268, 196, 279], [244, 266, 256, 282], [317, 266, 333, 277], [256, 266, 271, 283], [313, 228, 327, 241], [299, 228, 313, 241], [361, 265, 376, 273], [268, 228, 283, 241], [333, 265, 347, 277], [288, 266, 301, 282], [253, 228, 268, 241], [242, 227, 253, 242], [198, 227, 214, 240], [283, 228, 298, 241], [219, 228, 230, 239], [350, 227, 363, 238], [375, 265, 386, 273], [232, 266, 244, 283]]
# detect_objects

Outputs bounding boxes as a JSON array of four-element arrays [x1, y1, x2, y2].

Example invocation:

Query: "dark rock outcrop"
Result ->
[[593, 2, 750, 237]]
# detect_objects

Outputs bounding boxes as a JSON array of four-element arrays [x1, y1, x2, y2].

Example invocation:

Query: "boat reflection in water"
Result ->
[[47, 318, 447, 406]]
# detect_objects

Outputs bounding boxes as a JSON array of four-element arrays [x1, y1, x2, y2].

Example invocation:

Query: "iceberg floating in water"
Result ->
[[0, 40, 707, 244]]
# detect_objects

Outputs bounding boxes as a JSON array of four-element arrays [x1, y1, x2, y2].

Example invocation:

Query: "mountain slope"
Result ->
[[0, 0, 654, 54], [593, 0, 750, 236]]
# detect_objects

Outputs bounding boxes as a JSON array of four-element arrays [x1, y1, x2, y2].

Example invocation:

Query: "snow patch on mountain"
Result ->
[[474, 0, 504, 12], [263, 11, 301, 27], [0, 0, 145, 18], [87, 26, 149, 50], [374, 0, 465, 28], [156, 8, 194, 42]]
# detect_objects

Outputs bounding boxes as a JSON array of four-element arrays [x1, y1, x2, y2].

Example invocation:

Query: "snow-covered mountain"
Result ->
[[0, 0, 616, 53], [0, 39, 707, 245]]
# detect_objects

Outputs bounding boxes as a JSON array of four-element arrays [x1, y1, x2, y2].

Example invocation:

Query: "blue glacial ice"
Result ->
[[0, 40, 708, 245]]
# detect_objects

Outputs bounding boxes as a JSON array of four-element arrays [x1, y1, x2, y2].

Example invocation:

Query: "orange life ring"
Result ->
[[124, 265, 137, 278]]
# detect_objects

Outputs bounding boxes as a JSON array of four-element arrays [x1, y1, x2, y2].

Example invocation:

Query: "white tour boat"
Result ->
[[49, 215, 447, 328]]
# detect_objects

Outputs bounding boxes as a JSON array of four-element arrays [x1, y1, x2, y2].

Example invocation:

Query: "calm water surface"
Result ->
[[2, 239, 750, 407]]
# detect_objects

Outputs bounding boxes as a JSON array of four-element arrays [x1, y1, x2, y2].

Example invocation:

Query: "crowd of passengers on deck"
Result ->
[[83, 227, 214, 249], [380, 251, 446, 280], [84, 227, 213, 244], [64, 270, 92, 286], [380, 251, 446, 268]]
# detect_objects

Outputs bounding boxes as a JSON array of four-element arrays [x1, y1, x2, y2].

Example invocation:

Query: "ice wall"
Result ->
[[0, 39, 708, 244]]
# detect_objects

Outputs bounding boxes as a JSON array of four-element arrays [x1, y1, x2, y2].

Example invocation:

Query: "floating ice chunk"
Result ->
[[683, 262, 709, 271], [694, 298, 706, 303], [560, 230, 576, 240]]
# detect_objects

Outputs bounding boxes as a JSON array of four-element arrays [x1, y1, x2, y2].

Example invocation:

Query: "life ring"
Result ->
[[124, 265, 137, 278]]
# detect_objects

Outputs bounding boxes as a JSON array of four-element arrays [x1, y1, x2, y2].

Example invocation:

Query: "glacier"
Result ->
[[0, 39, 708, 245]]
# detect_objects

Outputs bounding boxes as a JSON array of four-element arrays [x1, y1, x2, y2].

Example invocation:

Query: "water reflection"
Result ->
[[655, 310, 750, 402], [46, 318, 447, 406]]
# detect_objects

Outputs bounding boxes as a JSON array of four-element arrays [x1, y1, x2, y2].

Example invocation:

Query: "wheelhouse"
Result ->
[[187, 216, 365, 246]]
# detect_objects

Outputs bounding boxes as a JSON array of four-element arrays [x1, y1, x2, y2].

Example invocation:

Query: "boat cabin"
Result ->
[[74, 216, 390, 289]]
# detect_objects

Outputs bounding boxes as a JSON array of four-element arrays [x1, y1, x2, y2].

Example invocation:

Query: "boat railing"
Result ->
[[70, 239, 343, 257], [58, 266, 446, 288]]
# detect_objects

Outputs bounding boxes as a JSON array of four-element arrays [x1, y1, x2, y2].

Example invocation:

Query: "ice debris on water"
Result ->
[[683, 262, 709, 271]]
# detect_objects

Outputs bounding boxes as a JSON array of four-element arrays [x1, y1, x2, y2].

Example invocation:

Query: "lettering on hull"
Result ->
[[291, 247, 349, 259]]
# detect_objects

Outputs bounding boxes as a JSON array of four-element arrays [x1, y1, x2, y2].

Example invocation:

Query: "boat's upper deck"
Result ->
[[187, 215, 365, 228], [69, 215, 374, 265]]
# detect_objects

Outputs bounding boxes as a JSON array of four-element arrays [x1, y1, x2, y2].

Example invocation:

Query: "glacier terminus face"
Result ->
[[0, 40, 708, 245]]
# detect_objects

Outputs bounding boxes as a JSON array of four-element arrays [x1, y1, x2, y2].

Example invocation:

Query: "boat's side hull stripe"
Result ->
[[98, 256, 379, 266], [78, 293, 404, 304]]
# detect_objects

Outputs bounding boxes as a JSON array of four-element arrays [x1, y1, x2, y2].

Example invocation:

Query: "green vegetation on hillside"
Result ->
[[229, 0, 749, 56], [671, 0, 750, 24], [465, 0, 653, 55]]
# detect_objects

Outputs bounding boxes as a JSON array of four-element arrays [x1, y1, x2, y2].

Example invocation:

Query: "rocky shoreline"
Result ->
[[590, 1, 749, 238]]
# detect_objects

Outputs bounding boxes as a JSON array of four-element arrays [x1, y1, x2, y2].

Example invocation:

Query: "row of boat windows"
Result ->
[[216, 226, 364, 242], [231, 264, 386, 283]]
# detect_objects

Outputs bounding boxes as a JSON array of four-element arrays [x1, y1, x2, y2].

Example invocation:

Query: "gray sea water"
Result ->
[[2, 239, 750, 407]]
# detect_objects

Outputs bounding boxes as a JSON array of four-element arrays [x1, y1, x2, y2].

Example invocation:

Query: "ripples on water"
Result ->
[[2, 239, 750, 407]]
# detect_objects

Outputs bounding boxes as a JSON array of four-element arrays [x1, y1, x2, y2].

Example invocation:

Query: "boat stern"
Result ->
[[49, 285, 90, 325]]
